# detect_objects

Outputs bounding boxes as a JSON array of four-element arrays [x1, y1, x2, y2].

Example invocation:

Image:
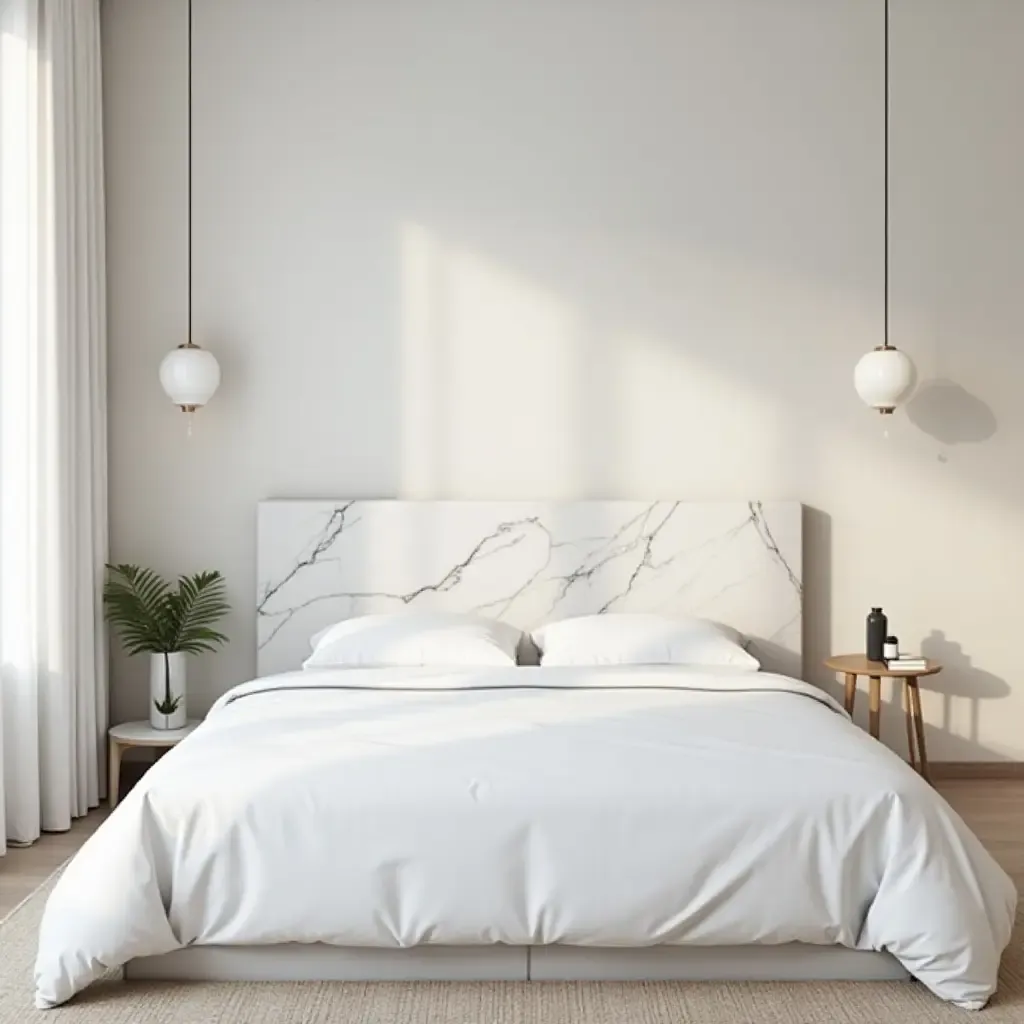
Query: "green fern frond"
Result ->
[[104, 564, 230, 657]]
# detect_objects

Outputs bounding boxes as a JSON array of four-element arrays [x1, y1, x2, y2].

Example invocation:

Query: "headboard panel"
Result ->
[[257, 500, 802, 678]]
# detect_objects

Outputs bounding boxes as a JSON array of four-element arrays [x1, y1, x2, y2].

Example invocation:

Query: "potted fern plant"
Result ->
[[103, 564, 230, 729]]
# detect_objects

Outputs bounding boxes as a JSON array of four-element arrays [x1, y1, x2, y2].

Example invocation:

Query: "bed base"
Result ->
[[126, 943, 909, 983]]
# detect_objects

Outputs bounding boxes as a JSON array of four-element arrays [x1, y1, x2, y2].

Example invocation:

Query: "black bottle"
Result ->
[[867, 607, 888, 662]]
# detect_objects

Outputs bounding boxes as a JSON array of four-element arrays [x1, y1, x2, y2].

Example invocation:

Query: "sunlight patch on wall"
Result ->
[[400, 222, 579, 497], [399, 223, 447, 496], [1, 13, 45, 675], [611, 330, 781, 498]]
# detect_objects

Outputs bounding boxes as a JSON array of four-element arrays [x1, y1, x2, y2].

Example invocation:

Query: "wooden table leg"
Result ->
[[908, 678, 930, 782], [843, 673, 857, 715], [868, 676, 881, 739], [903, 679, 917, 770], [109, 738, 122, 809]]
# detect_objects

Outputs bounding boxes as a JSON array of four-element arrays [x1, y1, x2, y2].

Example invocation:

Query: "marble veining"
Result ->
[[257, 501, 802, 678]]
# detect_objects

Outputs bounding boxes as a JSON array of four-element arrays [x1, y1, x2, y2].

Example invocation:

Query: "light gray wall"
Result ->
[[102, 0, 1024, 761]]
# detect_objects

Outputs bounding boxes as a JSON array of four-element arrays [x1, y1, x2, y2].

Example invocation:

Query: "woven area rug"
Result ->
[[3, 874, 1022, 1023]]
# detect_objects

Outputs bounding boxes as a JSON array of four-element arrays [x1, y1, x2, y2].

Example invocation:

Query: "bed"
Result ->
[[33, 501, 1017, 1009]]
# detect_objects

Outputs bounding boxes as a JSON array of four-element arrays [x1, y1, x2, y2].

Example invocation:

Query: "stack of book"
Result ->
[[886, 654, 928, 671]]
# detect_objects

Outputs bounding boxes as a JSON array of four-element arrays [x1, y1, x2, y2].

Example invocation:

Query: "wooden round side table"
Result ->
[[824, 655, 942, 781], [108, 719, 200, 809]]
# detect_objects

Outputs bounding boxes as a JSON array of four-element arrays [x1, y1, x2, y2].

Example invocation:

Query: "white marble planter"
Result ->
[[149, 652, 187, 730]]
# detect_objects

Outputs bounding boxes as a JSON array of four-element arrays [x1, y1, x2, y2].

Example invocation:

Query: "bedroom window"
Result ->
[[0, 0, 107, 854], [0, 0, 41, 810], [1, 0, 35, 442], [1, 0, 38, 571]]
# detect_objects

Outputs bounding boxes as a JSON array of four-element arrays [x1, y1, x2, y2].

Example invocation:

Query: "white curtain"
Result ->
[[0, 0, 107, 853]]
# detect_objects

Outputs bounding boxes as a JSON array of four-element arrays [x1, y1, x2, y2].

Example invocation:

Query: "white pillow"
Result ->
[[531, 613, 759, 670], [303, 612, 523, 669]]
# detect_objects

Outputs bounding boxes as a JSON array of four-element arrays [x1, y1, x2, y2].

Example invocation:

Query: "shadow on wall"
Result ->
[[919, 629, 1010, 745], [907, 379, 998, 458], [802, 506, 832, 693], [859, 628, 1012, 763]]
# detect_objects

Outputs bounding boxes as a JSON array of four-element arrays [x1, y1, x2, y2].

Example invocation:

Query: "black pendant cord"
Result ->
[[187, 0, 193, 346], [883, 0, 890, 350]]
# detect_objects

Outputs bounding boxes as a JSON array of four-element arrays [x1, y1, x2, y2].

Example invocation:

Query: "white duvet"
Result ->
[[35, 667, 1016, 1009]]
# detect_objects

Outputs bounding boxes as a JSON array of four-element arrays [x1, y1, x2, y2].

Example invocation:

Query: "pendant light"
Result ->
[[854, 0, 915, 414], [160, 0, 220, 414]]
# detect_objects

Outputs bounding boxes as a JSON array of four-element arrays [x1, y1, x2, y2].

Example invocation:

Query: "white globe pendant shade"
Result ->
[[159, 343, 221, 411], [854, 345, 915, 414]]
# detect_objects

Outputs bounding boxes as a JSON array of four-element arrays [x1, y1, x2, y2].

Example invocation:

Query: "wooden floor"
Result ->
[[0, 809, 108, 919], [939, 778, 1024, 886], [1, 780, 1022, 920]]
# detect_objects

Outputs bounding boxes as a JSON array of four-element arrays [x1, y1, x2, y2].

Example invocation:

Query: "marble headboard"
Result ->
[[256, 500, 802, 678]]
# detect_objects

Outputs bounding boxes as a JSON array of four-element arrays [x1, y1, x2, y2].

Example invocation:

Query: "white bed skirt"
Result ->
[[125, 943, 911, 984]]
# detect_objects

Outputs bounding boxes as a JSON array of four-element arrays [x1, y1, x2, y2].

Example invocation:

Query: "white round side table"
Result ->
[[108, 719, 200, 808]]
